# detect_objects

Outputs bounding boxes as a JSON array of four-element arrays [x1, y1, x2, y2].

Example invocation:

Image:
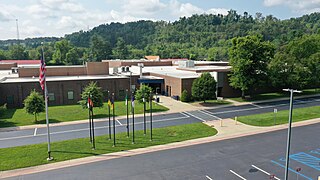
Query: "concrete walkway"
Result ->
[[1, 117, 319, 179], [156, 95, 202, 113]]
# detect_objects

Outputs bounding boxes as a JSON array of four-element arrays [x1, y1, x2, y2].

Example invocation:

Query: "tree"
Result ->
[[9, 44, 29, 59], [135, 84, 153, 103], [52, 40, 72, 64], [191, 72, 217, 102], [180, 89, 190, 102], [79, 82, 104, 109], [66, 48, 80, 65], [90, 35, 112, 61], [229, 34, 275, 98], [24, 90, 45, 122], [113, 37, 129, 59]]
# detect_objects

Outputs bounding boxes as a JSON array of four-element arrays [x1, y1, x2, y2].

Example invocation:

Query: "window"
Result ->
[[67, 91, 74, 100], [48, 93, 55, 101], [6, 95, 14, 105]]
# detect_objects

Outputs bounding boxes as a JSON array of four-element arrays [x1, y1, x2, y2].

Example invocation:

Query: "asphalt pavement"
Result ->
[[0, 96, 319, 148], [5, 121, 320, 180]]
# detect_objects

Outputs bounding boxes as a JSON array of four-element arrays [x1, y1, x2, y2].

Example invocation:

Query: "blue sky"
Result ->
[[0, 0, 319, 40]]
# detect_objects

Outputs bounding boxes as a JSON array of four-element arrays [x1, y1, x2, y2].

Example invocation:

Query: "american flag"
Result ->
[[39, 52, 46, 90]]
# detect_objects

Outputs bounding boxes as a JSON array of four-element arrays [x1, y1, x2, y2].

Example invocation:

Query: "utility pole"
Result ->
[[16, 19, 20, 44], [282, 88, 301, 180]]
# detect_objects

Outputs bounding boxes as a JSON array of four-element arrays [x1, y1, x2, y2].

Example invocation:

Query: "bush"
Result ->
[[0, 103, 7, 115], [180, 89, 190, 102]]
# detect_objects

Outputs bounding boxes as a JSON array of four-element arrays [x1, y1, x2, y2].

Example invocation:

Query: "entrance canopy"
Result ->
[[138, 76, 164, 84]]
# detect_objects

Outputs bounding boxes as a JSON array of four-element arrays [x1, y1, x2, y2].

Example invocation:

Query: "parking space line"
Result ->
[[183, 111, 206, 122], [271, 160, 313, 180], [251, 164, 280, 180], [33, 128, 37, 136], [290, 152, 320, 171], [205, 175, 213, 180], [200, 110, 222, 120], [229, 170, 247, 180]]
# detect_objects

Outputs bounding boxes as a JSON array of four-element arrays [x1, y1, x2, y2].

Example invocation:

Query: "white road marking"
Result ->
[[205, 175, 213, 180], [251, 165, 280, 180], [183, 111, 206, 122], [213, 98, 320, 115], [0, 115, 190, 141], [179, 112, 190, 118], [33, 128, 37, 136], [229, 170, 247, 180], [116, 120, 123, 125], [251, 104, 263, 108], [200, 110, 222, 120]]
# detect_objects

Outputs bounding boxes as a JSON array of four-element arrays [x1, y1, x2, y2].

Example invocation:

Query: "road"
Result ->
[[5, 122, 320, 180], [0, 96, 319, 148]]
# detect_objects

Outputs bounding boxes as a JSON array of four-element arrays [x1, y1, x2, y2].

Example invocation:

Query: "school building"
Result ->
[[0, 59, 239, 108]]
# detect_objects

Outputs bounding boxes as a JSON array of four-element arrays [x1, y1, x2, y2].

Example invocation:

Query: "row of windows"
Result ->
[[48, 91, 74, 101]]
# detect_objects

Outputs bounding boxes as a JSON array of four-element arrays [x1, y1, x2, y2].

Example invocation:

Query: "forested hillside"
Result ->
[[0, 10, 319, 64]]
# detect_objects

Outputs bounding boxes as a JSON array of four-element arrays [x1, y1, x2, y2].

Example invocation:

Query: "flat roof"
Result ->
[[1, 75, 128, 83], [177, 65, 231, 72]]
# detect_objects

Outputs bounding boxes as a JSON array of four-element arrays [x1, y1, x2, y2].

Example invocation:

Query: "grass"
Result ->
[[190, 99, 231, 107], [0, 123, 217, 171], [235, 106, 320, 126], [229, 88, 320, 103], [0, 101, 168, 128]]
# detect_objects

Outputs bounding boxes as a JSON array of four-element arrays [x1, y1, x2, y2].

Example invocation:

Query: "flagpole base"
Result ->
[[47, 152, 54, 161]]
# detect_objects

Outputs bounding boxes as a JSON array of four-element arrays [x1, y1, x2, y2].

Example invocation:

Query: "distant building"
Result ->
[[144, 56, 160, 61]]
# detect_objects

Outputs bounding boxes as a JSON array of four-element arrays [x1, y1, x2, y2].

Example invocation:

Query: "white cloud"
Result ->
[[122, 0, 167, 16], [169, 0, 228, 18], [263, 0, 320, 13], [0, 0, 232, 39]]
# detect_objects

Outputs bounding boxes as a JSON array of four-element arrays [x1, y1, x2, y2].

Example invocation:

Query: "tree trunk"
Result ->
[[34, 113, 37, 122], [241, 90, 245, 99]]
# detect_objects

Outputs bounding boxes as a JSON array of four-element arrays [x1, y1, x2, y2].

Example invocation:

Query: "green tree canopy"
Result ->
[[9, 44, 29, 60], [191, 72, 217, 102], [79, 82, 104, 109], [135, 84, 153, 103], [90, 35, 112, 61], [229, 34, 275, 98], [269, 34, 320, 89], [113, 37, 129, 59], [23, 90, 45, 122]]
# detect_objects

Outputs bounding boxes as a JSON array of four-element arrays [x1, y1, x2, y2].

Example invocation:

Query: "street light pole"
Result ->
[[283, 88, 301, 180]]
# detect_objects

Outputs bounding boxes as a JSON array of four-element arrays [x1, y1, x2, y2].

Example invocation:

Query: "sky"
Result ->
[[0, 0, 319, 40]]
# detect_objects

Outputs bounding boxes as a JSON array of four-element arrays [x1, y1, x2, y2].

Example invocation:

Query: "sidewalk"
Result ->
[[1, 118, 319, 179]]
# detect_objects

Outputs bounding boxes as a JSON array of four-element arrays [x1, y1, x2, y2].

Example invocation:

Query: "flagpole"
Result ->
[[143, 96, 146, 136], [126, 89, 129, 137], [41, 45, 53, 161], [132, 92, 135, 144], [108, 91, 111, 140], [150, 91, 153, 141], [88, 94, 92, 143], [112, 93, 116, 147], [91, 103, 95, 150]]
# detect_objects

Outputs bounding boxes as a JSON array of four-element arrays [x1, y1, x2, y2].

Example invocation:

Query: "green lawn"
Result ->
[[236, 106, 320, 126], [0, 123, 217, 171], [0, 101, 168, 128], [229, 88, 320, 103]]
